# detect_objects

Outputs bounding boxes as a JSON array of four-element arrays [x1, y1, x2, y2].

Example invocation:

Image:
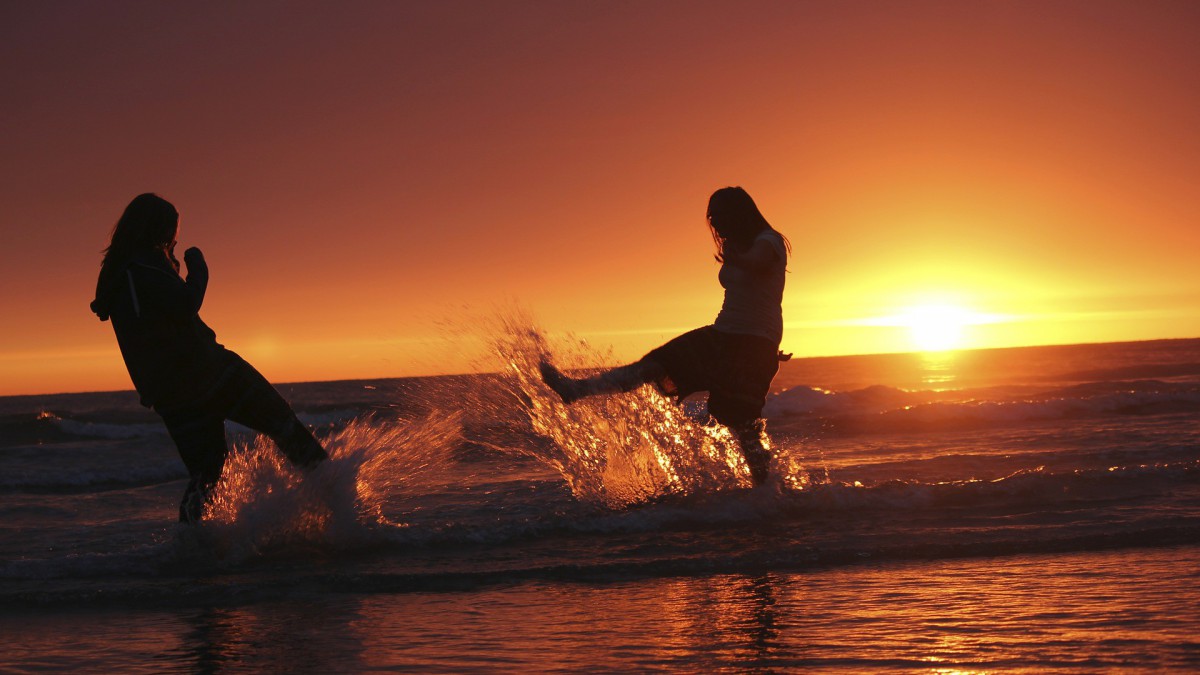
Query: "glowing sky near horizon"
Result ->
[[1, 0, 1198, 396]]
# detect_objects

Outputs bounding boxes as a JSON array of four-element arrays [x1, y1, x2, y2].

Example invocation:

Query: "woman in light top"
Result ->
[[540, 186, 790, 485]]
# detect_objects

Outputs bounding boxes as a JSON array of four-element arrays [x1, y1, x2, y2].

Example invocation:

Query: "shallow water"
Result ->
[[6, 547, 1197, 673], [2, 333, 1199, 671]]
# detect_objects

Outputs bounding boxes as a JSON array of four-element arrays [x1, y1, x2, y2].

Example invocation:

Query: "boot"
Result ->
[[178, 474, 214, 524], [735, 419, 771, 486], [277, 418, 328, 469], [538, 362, 586, 403]]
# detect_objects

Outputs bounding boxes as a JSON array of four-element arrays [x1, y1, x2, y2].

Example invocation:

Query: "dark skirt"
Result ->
[[643, 326, 780, 427]]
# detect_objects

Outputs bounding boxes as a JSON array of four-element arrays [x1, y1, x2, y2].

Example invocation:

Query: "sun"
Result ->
[[899, 304, 972, 352]]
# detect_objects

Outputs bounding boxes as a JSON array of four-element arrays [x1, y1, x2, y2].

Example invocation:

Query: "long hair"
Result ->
[[100, 193, 179, 273], [706, 186, 790, 263], [91, 194, 179, 319]]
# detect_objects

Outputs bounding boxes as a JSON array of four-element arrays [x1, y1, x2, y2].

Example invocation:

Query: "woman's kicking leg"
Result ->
[[539, 359, 666, 404]]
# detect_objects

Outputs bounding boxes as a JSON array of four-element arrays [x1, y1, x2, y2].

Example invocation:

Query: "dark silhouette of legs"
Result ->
[[538, 359, 666, 404], [540, 354, 774, 485], [224, 365, 328, 469], [161, 356, 328, 523], [164, 412, 227, 523], [732, 419, 771, 486]]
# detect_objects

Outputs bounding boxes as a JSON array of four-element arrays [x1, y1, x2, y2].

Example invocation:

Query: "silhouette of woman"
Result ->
[[90, 194, 328, 523], [540, 186, 790, 485]]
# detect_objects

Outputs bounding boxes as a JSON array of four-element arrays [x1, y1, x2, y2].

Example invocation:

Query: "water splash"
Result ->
[[487, 310, 811, 508], [201, 413, 461, 558]]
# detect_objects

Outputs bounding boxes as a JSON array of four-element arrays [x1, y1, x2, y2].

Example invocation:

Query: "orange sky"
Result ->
[[2, 1, 1198, 396]]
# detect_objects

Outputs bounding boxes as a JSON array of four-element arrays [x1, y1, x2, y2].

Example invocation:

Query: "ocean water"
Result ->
[[3, 325, 1198, 672]]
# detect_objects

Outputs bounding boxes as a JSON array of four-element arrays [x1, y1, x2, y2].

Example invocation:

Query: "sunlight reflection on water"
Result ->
[[6, 546, 1197, 672], [920, 351, 960, 389]]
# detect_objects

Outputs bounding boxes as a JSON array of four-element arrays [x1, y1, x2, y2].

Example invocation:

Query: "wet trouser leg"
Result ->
[[162, 410, 228, 523], [581, 359, 666, 395], [710, 393, 772, 486], [223, 364, 328, 468], [732, 419, 771, 486], [541, 359, 667, 403], [160, 358, 327, 523]]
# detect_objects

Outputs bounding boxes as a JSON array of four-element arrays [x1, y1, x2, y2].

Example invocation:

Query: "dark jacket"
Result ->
[[90, 249, 230, 409]]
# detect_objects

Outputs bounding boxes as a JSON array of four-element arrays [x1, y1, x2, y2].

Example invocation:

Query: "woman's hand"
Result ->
[[183, 247, 209, 283], [180, 247, 209, 308], [183, 247, 206, 269]]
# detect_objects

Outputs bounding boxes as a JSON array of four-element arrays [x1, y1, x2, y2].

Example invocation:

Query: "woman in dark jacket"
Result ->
[[91, 193, 327, 523]]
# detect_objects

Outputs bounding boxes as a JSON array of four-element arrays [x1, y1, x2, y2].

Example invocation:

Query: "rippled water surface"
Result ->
[[6, 546, 1198, 673], [3, 334, 1199, 671]]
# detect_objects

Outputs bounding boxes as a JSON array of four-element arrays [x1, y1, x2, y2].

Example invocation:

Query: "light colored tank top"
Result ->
[[712, 229, 787, 344]]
